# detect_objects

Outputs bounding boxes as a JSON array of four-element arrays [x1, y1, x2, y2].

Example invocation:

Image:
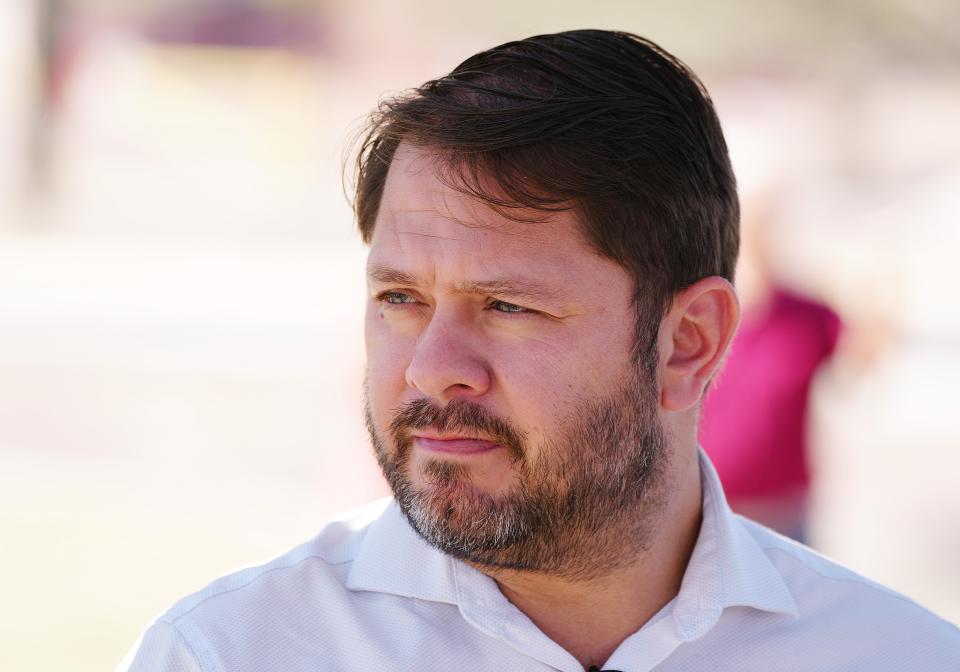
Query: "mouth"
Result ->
[[412, 431, 502, 455]]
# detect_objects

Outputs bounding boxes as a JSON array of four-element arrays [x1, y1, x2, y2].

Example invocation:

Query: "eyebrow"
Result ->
[[367, 264, 563, 304]]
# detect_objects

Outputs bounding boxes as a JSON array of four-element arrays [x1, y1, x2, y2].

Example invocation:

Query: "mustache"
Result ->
[[389, 398, 526, 461]]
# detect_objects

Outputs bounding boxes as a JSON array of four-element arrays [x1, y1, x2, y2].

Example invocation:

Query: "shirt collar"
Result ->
[[345, 498, 460, 605], [671, 449, 799, 640], [346, 448, 799, 636]]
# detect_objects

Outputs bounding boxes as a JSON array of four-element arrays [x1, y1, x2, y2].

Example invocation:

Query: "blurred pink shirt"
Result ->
[[700, 288, 841, 503]]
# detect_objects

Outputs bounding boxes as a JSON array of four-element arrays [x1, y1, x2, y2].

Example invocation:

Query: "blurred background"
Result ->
[[1, 1, 958, 669]]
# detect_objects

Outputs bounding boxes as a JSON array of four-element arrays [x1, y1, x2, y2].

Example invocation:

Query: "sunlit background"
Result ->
[[1, 1, 958, 670]]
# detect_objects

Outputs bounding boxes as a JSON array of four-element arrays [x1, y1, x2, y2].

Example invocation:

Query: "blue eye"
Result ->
[[490, 300, 527, 314], [380, 292, 417, 305]]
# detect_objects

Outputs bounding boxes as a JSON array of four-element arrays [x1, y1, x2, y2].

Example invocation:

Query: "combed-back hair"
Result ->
[[352, 29, 739, 361]]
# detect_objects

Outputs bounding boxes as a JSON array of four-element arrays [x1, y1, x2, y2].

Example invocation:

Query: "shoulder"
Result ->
[[773, 289, 842, 346], [739, 515, 960, 666], [158, 497, 392, 627], [119, 498, 395, 672]]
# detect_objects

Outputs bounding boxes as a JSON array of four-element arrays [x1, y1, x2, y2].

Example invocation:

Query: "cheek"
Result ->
[[365, 306, 413, 414], [492, 334, 629, 431], [492, 344, 574, 430]]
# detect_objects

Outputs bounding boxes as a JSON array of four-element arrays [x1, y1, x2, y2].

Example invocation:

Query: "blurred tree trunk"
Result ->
[[27, 0, 64, 200]]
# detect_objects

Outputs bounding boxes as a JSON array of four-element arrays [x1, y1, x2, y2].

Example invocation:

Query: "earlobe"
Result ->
[[660, 277, 740, 411]]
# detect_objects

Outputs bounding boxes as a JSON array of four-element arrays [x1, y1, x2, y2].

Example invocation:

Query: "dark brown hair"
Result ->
[[351, 29, 739, 359]]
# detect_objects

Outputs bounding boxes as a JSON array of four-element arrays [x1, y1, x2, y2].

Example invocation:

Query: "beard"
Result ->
[[365, 363, 669, 582]]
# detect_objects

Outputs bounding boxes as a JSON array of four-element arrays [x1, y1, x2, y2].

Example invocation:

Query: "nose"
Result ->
[[404, 308, 491, 402]]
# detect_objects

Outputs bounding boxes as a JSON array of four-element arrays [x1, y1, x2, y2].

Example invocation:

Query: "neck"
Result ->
[[475, 445, 704, 669]]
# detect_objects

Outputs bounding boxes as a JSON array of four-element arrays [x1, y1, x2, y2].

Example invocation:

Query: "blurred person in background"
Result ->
[[699, 193, 841, 543], [119, 30, 959, 672]]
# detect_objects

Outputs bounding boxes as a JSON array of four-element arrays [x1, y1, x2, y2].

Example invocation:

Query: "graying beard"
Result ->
[[394, 458, 537, 555], [364, 373, 669, 582]]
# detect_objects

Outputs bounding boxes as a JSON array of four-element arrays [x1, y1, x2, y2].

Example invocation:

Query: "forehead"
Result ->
[[367, 143, 602, 279]]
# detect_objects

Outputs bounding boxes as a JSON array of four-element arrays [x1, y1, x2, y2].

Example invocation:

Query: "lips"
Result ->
[[413, 433, 501, 455]]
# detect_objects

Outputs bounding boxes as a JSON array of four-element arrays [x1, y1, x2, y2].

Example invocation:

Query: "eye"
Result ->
[[489, 300, 530, 314], [378, 291, 419, 305]]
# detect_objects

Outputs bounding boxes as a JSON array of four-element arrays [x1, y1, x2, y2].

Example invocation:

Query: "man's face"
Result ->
[[364, 144, 668, 579]]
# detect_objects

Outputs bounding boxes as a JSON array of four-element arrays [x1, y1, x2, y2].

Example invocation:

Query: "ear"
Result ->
[[658, 276, 740, 412]]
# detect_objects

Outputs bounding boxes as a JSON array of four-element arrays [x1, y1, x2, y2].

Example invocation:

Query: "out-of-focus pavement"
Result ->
[[0, 234, 390, 667], [1, 4, 958, 671]]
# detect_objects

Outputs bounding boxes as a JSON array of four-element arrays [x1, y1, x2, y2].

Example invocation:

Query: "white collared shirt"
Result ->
[[118, 453, 959, 671]]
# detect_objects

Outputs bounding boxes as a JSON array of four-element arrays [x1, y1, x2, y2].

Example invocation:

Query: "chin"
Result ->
[[412, 457, 474, 494]]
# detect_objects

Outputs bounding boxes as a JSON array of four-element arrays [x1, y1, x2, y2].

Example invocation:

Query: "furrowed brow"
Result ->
[[368, 265, 419, 286], [368, 264, 562, 304], [455, 279, 561, 304]]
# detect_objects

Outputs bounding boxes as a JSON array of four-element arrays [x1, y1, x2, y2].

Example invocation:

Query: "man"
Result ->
[[120, 30, 959, 671]]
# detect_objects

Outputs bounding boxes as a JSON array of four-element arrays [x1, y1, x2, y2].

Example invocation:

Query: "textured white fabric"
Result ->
[[118, 452, 960, 671]]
